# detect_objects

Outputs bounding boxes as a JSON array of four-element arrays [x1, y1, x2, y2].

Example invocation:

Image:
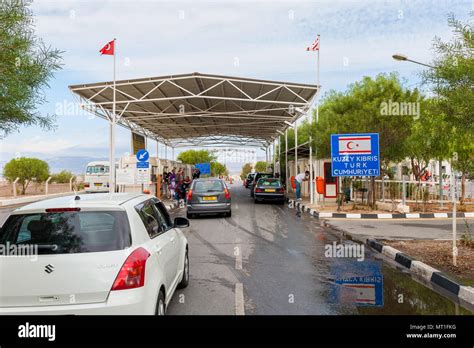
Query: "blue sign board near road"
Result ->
[[330, 260, 384, 307], [195, 163, 211, 175], [330, 133, 380, 177], [136, 149, 149, 162], [136, 161, 149, 169], [334, 274, 384, 307]]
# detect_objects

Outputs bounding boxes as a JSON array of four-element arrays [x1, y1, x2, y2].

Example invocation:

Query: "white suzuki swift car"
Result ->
[[0, 193, 189, 315]]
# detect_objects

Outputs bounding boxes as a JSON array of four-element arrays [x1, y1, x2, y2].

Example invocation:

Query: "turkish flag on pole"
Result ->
[[99, 40, 115, 55]]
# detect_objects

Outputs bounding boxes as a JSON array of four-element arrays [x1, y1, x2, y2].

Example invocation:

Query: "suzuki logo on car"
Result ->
[[44, 264, 54, 274]]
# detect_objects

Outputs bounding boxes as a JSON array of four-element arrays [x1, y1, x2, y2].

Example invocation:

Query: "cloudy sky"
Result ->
[[0, 0, 471, 168]]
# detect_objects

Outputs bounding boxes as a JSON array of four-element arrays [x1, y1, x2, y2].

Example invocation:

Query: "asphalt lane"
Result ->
[[168, 182, 362, 315]]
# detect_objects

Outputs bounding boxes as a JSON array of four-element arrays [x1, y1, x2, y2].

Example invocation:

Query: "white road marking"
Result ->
[[235, 244, 242, 270], [235, 283, 245, 315]]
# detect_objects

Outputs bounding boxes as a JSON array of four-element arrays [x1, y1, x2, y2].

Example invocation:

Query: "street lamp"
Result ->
[[392, 54, 434, 68], [393, 52, 457, 266]]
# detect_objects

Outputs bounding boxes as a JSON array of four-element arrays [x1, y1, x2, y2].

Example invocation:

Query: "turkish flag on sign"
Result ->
[[99, 40, 115, 55]]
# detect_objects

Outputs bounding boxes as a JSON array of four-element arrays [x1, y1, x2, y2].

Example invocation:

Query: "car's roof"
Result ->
[[192, 177, 223, 181], [13, 193, 153, 213]]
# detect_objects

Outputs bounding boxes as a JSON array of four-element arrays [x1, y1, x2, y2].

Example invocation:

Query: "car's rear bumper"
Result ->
[[187, 202, 231, 214], [255, 193, 286, 201], [0, 287, 155, 315]]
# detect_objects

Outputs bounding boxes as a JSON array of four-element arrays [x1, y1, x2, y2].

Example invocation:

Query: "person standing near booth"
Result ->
[[295, 171, 310, 201]]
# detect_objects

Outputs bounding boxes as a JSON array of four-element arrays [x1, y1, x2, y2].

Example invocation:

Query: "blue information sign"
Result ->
[[136, 149, 149, 162], [195, 163, 211, 175], [330, 133, 380, 177], [330, 260, 384, 307], [136, 161, 149, 169]]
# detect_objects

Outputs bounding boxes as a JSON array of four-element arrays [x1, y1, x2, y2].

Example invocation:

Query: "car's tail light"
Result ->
[[255, 188, 263, 193], [84, 183, 90, 188], [224, 188, 230, 199], [45, 207, 81, 213], [187, 189, 193, 201], [277, 188, 285, 193], [111, 247, 150, 291]]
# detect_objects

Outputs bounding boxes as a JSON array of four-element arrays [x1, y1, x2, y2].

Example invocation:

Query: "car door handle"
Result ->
[[156, 247, 163, 254], [170, 236, 175, 243]]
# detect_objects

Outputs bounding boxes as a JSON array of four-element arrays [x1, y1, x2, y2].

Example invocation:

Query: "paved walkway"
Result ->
[[327, 219, 472, 241]]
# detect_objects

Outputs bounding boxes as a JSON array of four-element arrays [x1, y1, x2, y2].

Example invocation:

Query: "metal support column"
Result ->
[[285, 129, 288, 193], [310, 136, 313, 204], [294, 123, 298, 180], [273, 140, 276, 174]]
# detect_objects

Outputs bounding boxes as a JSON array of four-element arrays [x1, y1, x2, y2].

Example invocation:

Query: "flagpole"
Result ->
[[315, 33, 320, 203], [316, 33, 320, 123], [109, 38, 117, 194]]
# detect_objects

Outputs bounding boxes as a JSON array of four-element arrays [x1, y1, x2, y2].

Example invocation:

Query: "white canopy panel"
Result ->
[[69, 72, 319, 147]]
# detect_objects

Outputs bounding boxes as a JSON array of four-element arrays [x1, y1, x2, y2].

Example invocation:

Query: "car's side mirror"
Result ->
[[174, 217, 189, 228]]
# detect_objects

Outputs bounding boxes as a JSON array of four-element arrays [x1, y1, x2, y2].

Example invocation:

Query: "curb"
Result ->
[[287, 199, 474, 219], [286, 199, 474, 306], [366, 238, 474, 306]]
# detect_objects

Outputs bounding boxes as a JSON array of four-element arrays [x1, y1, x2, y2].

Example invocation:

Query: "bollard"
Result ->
[[45, 177, 52, 195], [402, 175, 406, 207], [381, 176, 385, 202]]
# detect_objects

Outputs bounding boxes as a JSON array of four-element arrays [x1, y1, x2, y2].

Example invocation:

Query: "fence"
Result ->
[[350, 178, 474, 205], [0, 177, 82, 198]]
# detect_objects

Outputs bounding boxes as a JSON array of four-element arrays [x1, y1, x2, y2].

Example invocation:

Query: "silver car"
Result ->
[[186, 178, 231, 218]]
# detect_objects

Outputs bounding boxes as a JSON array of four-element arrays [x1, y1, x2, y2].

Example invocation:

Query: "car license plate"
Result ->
[[203, 196, 217, 201], [94, 183, 103, 187], [265, 189, 276, 192]]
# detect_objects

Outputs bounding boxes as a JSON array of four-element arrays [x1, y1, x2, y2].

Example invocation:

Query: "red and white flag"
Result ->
[[99, 40, 115, 55], [343, 283, 376, 305], [306, 36, 319, 51], [338, 136, 372, 154]]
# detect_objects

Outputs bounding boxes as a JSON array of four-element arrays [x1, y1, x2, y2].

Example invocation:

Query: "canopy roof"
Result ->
[[69, 72, 318, 147]]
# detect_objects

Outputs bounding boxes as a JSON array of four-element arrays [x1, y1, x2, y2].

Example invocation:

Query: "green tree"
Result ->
[[240, 163, 252, 180], [255, 161, 268, 172], [211, 162, 228, 177], [312, 73, 418, 166], [177, 149, 217, 165], [3, 157, 50, 194], [403, 100, 451, 181], [51, 170, 74, 183], [0, 0, 62, 137], [451, 131, 474, 205], [423, 13, 474, 131]]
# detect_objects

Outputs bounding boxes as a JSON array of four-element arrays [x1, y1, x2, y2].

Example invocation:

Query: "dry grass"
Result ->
[[386, 240, 474, 285]]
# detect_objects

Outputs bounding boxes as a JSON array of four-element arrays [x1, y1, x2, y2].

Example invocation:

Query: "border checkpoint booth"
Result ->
[[69, 72, 320, 195]]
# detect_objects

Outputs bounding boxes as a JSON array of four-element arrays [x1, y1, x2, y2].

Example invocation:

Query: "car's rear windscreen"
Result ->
[[0, 211, 131, 254], [193, 180, 224, 193], [258, 179, 281, 187]]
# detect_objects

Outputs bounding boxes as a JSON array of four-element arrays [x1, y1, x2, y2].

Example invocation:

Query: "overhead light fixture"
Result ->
[[392, 54, 408, 61]]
